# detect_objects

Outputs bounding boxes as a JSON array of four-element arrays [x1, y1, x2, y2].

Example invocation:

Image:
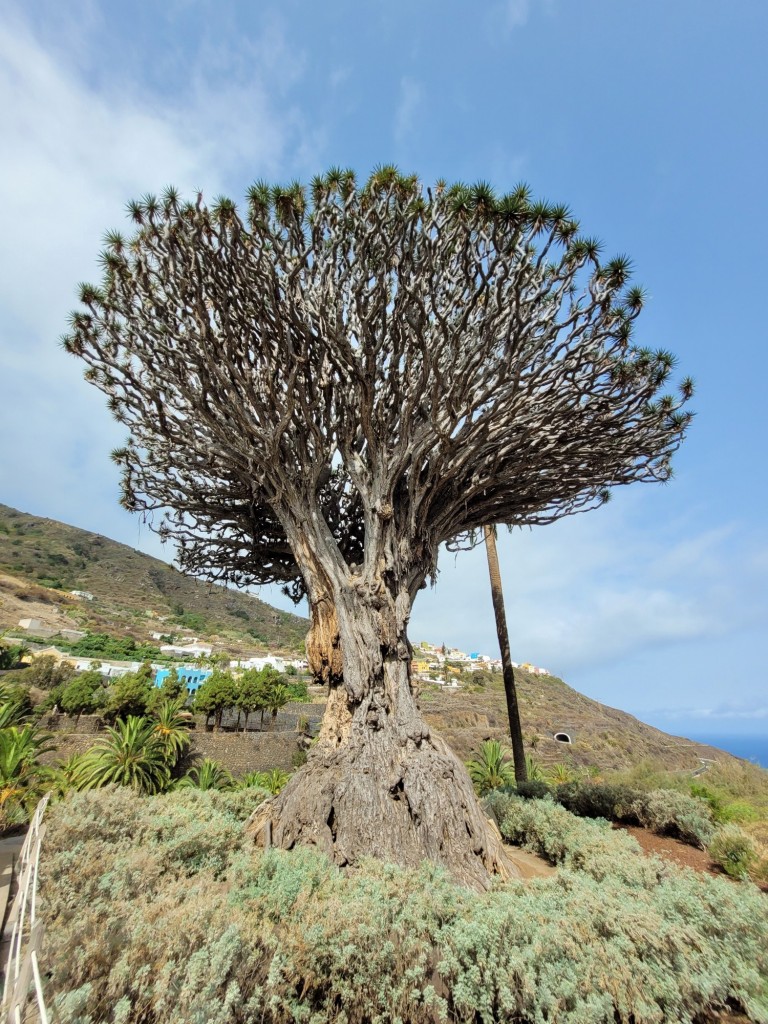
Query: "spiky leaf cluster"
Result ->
[[63, 169, 693, 600]]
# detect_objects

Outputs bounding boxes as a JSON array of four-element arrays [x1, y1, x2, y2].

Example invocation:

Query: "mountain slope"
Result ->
[[419, 673, 749, 773], [0, 503, 307, 651]]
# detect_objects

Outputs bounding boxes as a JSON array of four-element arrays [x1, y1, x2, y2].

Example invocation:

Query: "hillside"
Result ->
[[0, 503, 307, 651], [418, 672, 744, 773], [0, 502, 762, 779]]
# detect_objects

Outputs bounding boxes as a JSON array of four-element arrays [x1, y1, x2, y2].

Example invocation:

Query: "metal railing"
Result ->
[[2, 795, 50, 1024]]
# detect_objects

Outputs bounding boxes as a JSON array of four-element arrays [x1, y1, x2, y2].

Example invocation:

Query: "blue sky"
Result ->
[[1, 0, 766, 736]]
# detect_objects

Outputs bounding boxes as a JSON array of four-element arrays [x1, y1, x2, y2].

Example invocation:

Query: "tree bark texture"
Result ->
[[252, 525, 517, 890], [484, 526, 528, 783]]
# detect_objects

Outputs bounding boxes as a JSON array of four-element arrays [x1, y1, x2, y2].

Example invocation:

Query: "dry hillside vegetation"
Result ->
[[420, 675, 741, 773], [0, 504, 307, 650]]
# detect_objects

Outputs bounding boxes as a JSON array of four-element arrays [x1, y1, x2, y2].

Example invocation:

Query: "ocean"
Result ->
[[684, 734, 768, 769]]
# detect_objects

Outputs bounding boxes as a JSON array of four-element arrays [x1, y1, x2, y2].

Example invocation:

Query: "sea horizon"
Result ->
[[682, 733, 768, 769]]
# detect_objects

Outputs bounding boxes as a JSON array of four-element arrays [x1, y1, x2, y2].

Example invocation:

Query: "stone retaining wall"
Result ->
[[39, 728, 301, 778]]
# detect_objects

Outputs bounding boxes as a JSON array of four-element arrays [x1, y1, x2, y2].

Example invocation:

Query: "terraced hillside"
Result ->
[[419, 671, 738, 773], [0, 504, 307, 651]]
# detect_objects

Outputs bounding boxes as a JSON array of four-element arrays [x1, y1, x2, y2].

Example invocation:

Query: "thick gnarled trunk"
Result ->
[[252, 575, 517, 890]]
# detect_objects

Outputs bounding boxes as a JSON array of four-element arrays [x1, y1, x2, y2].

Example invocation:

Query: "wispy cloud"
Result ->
[[652, 702, 768, 722], [410, 497, 768, 679], [504, 0, 531, 30], [394, 76, 423, 148], [0, 7, 307, 547]]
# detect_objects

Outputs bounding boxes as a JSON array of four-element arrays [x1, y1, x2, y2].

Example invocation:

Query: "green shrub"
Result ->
[[177, 758, 234, 791], [550, 782, 716, 849], [630, 789, 714, 849], [291, 747, 308, 768], [720, 800, 761, 824], [486, 792, 658, 886], [709, 825, 759, 879], [513, 779, 551, 800], [556, 781, 642, 823], [38, 788, 768, 1024]]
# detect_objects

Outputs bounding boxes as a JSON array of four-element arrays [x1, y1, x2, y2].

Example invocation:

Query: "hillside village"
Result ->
[[11, 608, 551, 694]]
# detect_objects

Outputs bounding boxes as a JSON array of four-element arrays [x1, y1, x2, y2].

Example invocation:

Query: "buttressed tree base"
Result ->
[[65, 167, 691, 888]]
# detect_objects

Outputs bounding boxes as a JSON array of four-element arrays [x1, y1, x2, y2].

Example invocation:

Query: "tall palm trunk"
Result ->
[[483, 525, 528, 783]]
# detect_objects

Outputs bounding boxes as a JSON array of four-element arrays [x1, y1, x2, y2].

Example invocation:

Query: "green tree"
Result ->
[[135, 660, 154, 682], [0, 642, 31, 670], [23, 655, 74, 690], [236, 669, 267, 732], [106, 671, 154, 721], [240, 768, 290, 795], [467, 740, 516, 796], [159, 667, 184, 701], [75, 716, 170, 795], [147, 667, 185, 712], [176, 758, 234, 791], [192, 670, 236, 731], [59, 671, 106, 724], [265, 681, 292, 729], [66, 170, 693, 886]]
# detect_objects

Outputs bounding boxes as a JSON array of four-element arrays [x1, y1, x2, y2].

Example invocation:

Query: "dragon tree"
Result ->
[[63, 168, 692, 888]]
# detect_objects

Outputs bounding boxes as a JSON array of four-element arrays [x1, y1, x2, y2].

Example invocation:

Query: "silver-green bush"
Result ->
[[629, 788, 714, 848], [38, 788, 768, 1024]]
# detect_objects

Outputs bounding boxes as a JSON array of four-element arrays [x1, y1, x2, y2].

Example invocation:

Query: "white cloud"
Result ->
[[652, 703, 768, 722], [409, 496, 768, 679], [0, 9, 309, 550]]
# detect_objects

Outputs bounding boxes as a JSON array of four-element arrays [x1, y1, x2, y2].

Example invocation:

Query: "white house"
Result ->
[[159, 642, 213, 658], [230, 654, 286, 672]]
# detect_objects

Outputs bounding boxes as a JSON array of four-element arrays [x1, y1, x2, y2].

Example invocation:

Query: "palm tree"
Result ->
[[0, 683, 33, 729], [266, 682, 292, 729], [150, 697, 193, 766], [483, 526, 527, 782], [525, 754, 545, 781], [176, 758, 234, 791], [0, 725, 56, 828], [239, 768, 290, 795], [546, 762, 576, 785], [466, 740, 516, 796], [46, 753, 88, 798], [75, 716, 170, 795]]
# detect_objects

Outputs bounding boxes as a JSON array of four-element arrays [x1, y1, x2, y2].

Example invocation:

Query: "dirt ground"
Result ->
[[616, 823, 723, 876], [618, 823, 768, 902], [0, 572, 76, 634]]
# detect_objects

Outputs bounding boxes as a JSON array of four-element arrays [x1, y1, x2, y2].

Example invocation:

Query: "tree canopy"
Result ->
[[64, 168, 692, 605]]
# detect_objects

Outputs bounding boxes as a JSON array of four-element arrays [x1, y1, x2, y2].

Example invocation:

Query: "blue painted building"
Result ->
[[154, 667, 212, 694]]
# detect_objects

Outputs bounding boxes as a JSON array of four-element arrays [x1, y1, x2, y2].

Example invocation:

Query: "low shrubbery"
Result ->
[[39, 787, 768, 1024], [709, 824, 759, 879], [630, 787, 714, 848], [505, 779, 716, 848]]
